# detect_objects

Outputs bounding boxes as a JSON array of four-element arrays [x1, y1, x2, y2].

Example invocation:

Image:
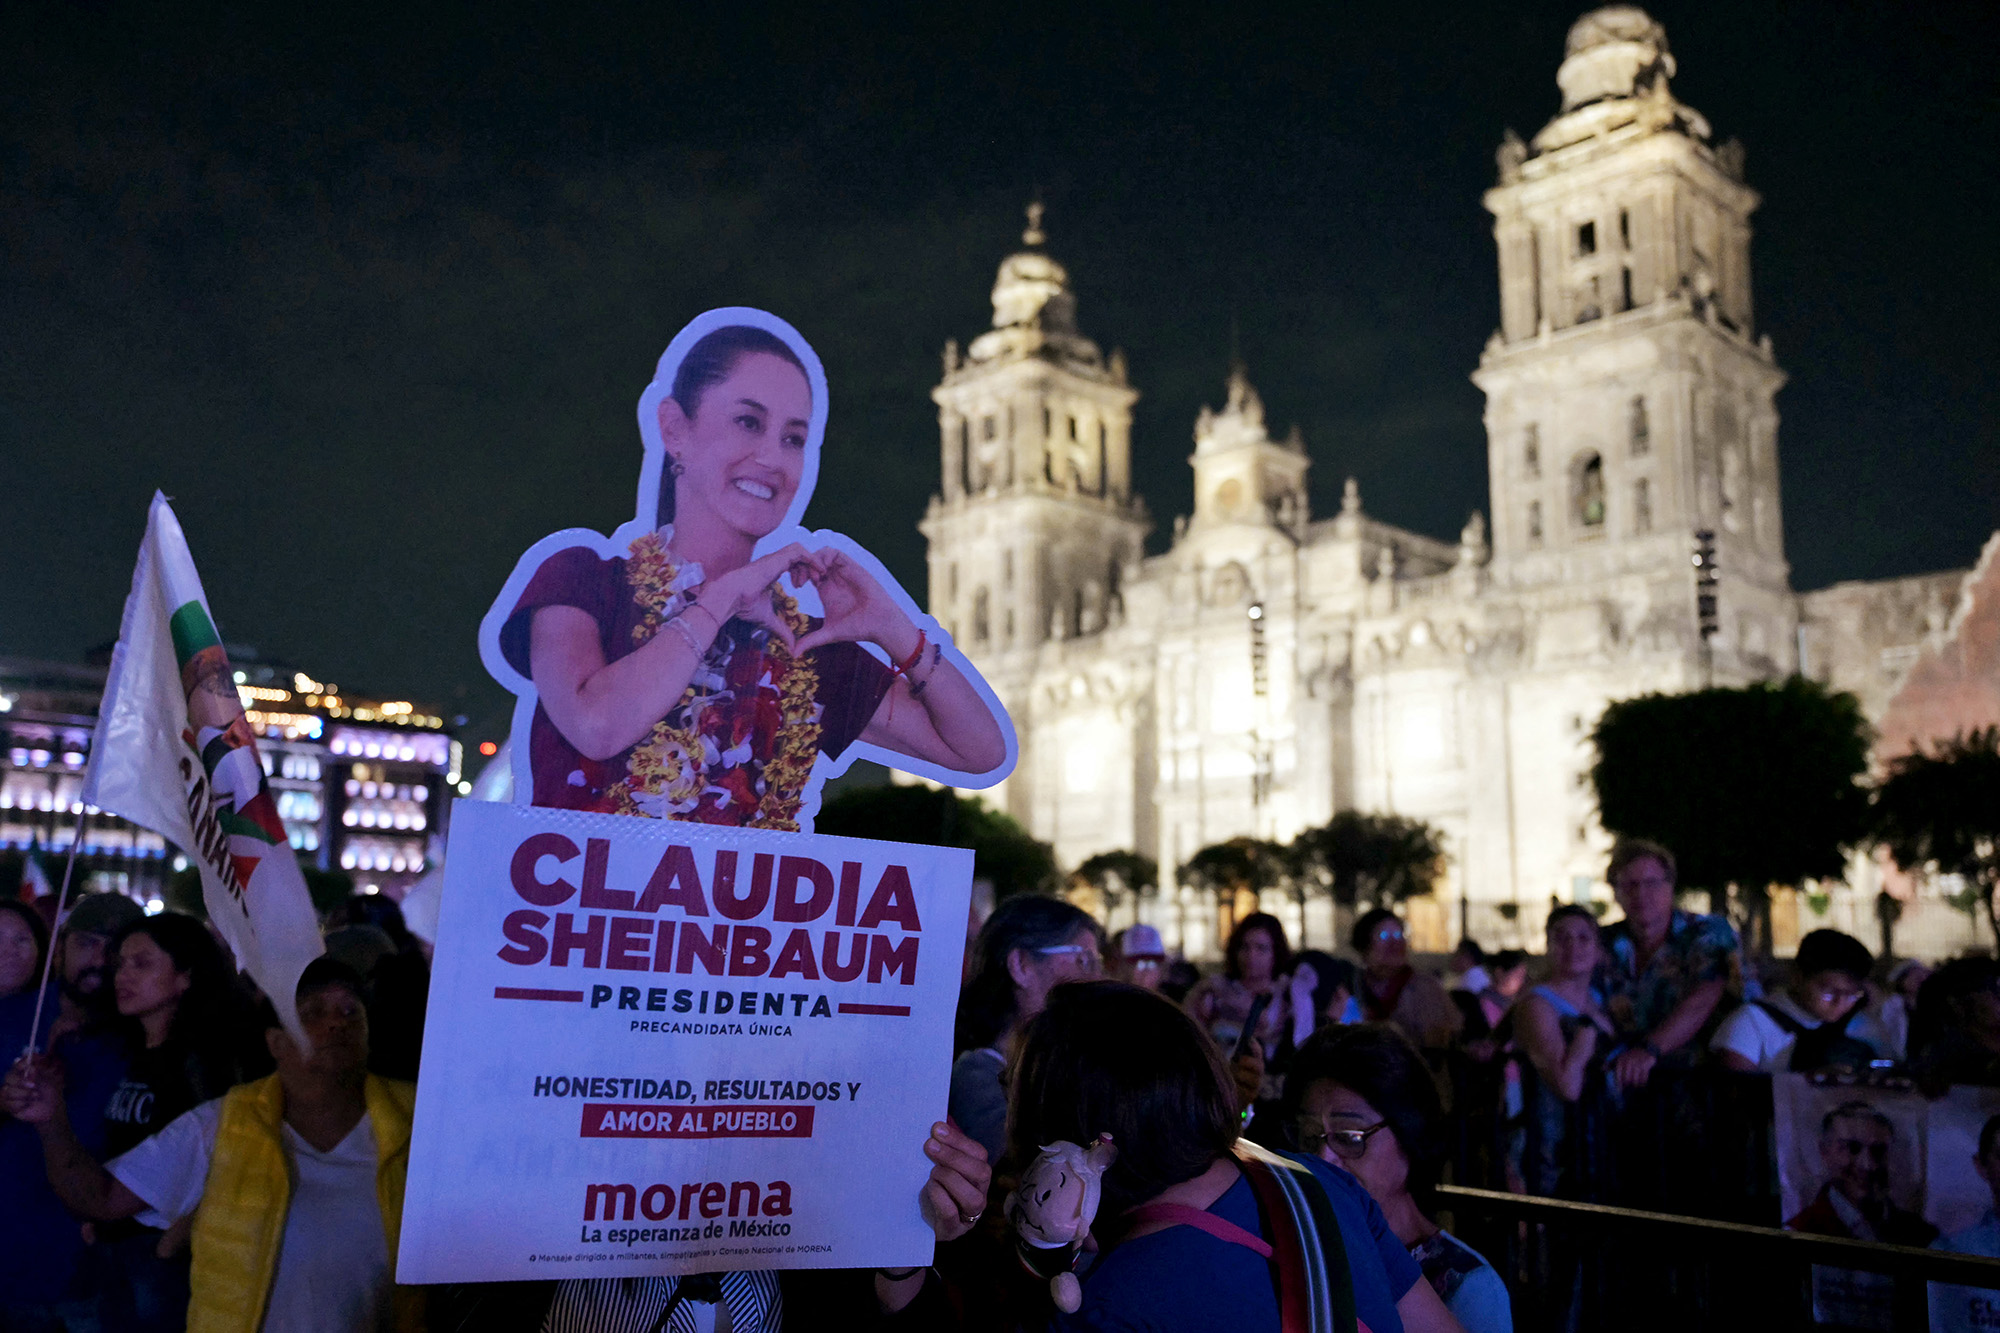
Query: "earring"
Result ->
[[668, 456, 685, 479]]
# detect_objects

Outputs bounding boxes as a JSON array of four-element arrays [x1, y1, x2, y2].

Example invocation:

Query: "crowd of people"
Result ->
[[4, 832, 1998, 1332], [0, 892, 432, 1333]]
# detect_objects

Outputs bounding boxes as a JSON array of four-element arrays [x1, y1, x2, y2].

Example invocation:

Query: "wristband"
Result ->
[[908, 642, 944, 697], [666, 606, 715, 656], [1642, 1040, 1664, 1060], [889, 631, 927, 678]]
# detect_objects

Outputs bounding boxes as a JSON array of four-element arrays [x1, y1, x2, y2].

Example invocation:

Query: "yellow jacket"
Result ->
[[186, 1073, 423, 1333]]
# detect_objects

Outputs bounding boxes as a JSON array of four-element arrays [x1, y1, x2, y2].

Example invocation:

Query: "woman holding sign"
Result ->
[[490, 314, 1010, 830], [1000, 982, 1463, 1333]]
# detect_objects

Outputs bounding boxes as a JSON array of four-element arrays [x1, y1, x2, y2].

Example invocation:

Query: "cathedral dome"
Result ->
[[992, 250, 1077, 334], [1557, 5, 1675, 111], [965, 202, 1103, 373]]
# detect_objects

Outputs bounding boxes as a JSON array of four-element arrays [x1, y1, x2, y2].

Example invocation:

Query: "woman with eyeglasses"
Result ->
[[1352, 908, 1462, 1052], [1008, 982, 1462, 1333], [948, 894, 1104, 1168], [1287, 1023, 1513, 1333]]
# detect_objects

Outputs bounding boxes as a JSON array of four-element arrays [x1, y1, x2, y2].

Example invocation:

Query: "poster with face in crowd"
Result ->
[[478, 306, 1014, 827], [398, 311, 1015, 1284], [1924, 1086, 2000, 1333], [1775, 1075, 1933, 1331]]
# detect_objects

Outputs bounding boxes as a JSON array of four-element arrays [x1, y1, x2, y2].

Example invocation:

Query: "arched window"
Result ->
[[1523, 424, 1541, 478], [1634, 478, 1652, 533], [1629, 395, 1650, 455], [1527, 501, 1544, 548], [1573, 453, 1606, 528], [973, 588, 990, 643]]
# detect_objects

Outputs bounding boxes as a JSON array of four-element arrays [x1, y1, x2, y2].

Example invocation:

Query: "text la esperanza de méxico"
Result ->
[[496, 833, 928, 985]]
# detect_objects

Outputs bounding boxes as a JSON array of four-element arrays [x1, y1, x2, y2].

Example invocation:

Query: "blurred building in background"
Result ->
[[1, 651, 462, 906]]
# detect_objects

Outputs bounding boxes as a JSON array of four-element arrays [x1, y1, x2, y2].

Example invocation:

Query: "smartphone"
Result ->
[[1235, 993, 1274, 1061]]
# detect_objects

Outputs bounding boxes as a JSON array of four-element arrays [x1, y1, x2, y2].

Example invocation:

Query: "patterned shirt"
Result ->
[[1410, 1229, 1514, 1333], [1599, 909, 1740, 1044]]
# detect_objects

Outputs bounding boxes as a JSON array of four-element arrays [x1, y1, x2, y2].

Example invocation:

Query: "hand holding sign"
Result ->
[[919, 1120, 992, 1244]]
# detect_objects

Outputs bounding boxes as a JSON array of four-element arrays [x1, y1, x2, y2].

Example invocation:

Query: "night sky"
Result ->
[[4, 2, 1995, 740]]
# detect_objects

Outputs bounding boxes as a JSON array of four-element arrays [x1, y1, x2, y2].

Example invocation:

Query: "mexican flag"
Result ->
[[18, 839, 51, 902], [83, 493, 323, 1042]]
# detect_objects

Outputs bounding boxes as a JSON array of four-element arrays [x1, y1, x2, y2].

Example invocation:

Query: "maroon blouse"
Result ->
[[499, 545, 891, 815]]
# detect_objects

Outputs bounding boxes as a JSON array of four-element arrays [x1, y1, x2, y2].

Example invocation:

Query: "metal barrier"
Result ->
[[1436, 1183, 2000, 1333], [1444, 1057, 1782, 1221]]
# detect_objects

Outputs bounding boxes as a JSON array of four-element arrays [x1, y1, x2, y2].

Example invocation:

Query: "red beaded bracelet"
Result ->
[[890, 631, 927, 678]]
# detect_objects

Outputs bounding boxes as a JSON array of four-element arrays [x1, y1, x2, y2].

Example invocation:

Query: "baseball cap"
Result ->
[[1117, 924, 1166, 960], [62, 891, 146, 939]]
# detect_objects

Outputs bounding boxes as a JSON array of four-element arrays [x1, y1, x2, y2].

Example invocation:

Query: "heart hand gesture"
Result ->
[[794, 549, 917, 660], [694, 542, 820, 654]]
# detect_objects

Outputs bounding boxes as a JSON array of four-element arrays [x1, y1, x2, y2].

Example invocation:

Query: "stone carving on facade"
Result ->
[[1715, 137, 1746, 181]]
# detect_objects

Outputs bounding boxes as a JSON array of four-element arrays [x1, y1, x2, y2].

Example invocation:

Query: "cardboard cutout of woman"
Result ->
[[480, 309, 1015, 831]]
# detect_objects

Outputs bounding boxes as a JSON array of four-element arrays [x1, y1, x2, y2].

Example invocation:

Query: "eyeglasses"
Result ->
[[1371, 926, 1406, 944], [1297, 1117, 1393, 1160], [1034, 944, 1103, 974]]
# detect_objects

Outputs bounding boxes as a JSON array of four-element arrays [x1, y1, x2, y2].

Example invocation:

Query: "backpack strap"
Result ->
[[1122, 1202, 1274, 1257], [1752, 998, 1810, 1038], [1233, 1141, 1365, 1333]]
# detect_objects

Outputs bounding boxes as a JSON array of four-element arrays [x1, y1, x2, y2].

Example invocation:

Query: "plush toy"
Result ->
[[1003, 1135, 1118, 1313]]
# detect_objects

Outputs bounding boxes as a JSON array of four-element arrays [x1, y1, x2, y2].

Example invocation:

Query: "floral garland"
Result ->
[[608, 529, 823, 830]]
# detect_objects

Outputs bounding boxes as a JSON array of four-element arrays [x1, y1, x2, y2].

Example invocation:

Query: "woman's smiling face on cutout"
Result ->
[[662, 350, 813, 541]]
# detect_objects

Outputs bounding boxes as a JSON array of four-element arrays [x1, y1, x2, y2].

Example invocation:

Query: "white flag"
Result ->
[[83, 493, 323, 1043]]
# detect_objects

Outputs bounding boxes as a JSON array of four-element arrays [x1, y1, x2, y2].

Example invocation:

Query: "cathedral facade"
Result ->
[[919, 8, 1979, 957]]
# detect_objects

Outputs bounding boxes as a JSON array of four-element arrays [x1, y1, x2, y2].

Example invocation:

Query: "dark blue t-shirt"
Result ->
[[1059, 1152, 1418, 1333], [0, 987, 128, 1307]]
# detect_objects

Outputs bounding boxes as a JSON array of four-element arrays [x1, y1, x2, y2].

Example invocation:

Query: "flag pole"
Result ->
[[22, 809, 92, 1059]]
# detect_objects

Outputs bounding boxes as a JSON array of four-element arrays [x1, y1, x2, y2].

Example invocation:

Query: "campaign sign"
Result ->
[[396, 798, 972, 1282]]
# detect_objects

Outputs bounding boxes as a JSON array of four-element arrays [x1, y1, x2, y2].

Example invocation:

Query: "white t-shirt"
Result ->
[[1709, 994, 1885, 1073], [109, 1098, 393, 1333]]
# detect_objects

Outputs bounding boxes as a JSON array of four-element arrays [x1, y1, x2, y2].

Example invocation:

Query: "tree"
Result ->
[[1073, 851, 1158, 929], [1289, 810, 1446, 946], [1872, 726, 2000, 943], [814, 784, 1059, 900], [1590, 676, 1871, 953], [1179, 837, 1292, 944]]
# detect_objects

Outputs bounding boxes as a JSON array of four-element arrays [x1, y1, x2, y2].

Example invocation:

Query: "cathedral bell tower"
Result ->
[[1474, 5, 1794, 672], [922, 206, 1151, 658], [1189, 364, 1309, 537]]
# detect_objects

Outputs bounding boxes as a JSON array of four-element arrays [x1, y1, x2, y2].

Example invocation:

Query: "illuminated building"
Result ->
[[923, 7, 1989, 959], [228, 657, 462, 899], [0, 656, 172, 905], [0, 652, 461, 904]]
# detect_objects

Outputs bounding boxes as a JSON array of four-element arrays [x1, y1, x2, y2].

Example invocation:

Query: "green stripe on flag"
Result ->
[[169, 601, 221, 669], [218, 807, 285, 848]]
